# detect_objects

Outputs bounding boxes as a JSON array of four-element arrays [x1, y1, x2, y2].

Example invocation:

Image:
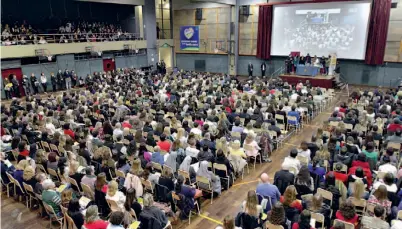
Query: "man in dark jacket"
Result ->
[[273, 163, 295, 194], [50, 73, 57, 92], [334, 146, 353, 167], [57, 70, 64, 90]]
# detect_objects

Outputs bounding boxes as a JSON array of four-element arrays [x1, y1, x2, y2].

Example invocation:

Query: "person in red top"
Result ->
[[83, 205, 109, 229], [387, 118, 402, 133], [63, 123, 75, 140], [18, 141, 29, 161], [292, 210, 315, 229], [157, 134, 171, 152], [351, 153, 370, 170], [332, 164, 348, 184], [335, 200, 359, 227], [122, 118, 132, 129], [280, 185, 303, 212]]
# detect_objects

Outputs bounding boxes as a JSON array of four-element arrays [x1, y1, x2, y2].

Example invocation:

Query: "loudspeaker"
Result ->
[[241, 5, 250, 15], [196, 8, 202, 20]]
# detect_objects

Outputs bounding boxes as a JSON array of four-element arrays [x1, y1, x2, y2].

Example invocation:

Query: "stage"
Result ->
[[279, 74, 335, 89]]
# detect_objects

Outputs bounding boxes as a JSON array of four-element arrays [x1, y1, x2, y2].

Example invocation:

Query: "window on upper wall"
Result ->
[[155, 0, 172, 39]]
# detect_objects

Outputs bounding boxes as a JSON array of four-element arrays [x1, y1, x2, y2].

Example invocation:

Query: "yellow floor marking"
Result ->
[[199, 214, 223, 225]]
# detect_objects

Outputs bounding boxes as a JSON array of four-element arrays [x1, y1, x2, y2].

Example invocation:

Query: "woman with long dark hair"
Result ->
[[124, 188, 142, 218], [335, 200, 358, 227], [267, 202, 289, 229], [295, 165, 314, 192], [291, 210, 313, 229], [67, 199, 84, 229]]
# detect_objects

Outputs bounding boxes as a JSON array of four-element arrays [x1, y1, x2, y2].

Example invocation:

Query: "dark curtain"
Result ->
[[365, 0, 392, 65], [256, 5, 273, 60]]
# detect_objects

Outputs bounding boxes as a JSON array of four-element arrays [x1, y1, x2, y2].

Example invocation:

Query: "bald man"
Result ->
[[256, 173, 280, 204]]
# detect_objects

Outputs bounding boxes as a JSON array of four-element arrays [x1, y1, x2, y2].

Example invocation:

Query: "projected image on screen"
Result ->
[[271, 1, 371, 59]]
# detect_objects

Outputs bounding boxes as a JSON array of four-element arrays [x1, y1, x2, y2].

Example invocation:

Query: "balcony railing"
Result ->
[[1, 32, 142, 46]]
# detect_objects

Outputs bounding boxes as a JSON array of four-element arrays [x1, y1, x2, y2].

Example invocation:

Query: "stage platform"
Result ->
[[279, 74, 335, 89]]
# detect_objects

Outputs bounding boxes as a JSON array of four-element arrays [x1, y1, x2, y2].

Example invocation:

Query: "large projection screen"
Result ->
[[271, 1, 371, 59]]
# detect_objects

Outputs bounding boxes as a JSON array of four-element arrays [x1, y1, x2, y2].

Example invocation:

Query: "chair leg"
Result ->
[[211, 192, 213, 205]]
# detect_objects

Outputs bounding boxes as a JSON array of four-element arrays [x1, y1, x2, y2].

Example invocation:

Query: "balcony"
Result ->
[[1, 33, 147, 59]]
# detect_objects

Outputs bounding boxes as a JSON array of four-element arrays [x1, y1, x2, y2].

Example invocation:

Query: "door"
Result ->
[[1, 68, 24, 97], [103, 59, 115, 72]]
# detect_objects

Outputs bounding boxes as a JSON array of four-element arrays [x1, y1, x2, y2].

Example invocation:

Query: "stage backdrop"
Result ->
[[180, 26, 200, 51]]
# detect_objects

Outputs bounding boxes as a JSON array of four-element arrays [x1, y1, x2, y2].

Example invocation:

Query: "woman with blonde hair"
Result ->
[[124, 160, 143, 198], [243, 133, 260, 157], [240, 190, 262, 217], [106, 180, 126, 211], [215, 215, 242, 229], [216, 137, 229, 156], [23, 166, 37, 189], [228, 140, 248, 176], [175, 128, 187, 147], [349, 178, 368, 200], [280, 185, 302, 212]]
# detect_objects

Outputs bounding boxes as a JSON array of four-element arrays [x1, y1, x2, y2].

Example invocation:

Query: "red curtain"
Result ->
[[365, 0, 392, 65], [256, 5, 273, 60]]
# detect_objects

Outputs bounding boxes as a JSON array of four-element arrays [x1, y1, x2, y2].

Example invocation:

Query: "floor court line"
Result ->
[[199, 214, 223, 225], [232, 180, 259, 187]]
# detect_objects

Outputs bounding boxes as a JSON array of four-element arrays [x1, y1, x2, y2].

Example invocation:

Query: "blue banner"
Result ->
[[180, 26, 200, 51]]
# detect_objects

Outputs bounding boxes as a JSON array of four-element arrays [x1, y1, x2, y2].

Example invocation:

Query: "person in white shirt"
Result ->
[[113, 123, 123, 139], [298, 141, 311, 161], [282, 149, 301, 174], [185, 138, 200, 158], [378, 157, 397, 178], [190, 122, 202, 136], [40, 73, 47, 93], [105, 180, 126, 211], [45, 117, 56, 135], [373, 173, 398, 193]]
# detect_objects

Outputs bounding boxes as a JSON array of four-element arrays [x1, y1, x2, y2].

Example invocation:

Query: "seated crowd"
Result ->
[[0, 68, 370, 229], [230, 88, 402, 229], [1, 20, 133, 46]]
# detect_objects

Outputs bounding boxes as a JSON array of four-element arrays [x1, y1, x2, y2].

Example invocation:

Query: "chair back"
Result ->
[[22, 182, 34, 193], [41, 141, 50, 151], [43, 202, 58, 216], [311, 212, 325, 229], [365, 202, 376, 216], [151, 162, 163, 171], [141, 178, 154, 194], [387, 142, 401, 151], [162, 165, 173, 175], [37, 164, 48, 175], [265, 222, 284, 229], [377, 171, 386, 180], [129, 208, 138, 220], [48, 168, 60, 181], [81, 182, 95, 200], [397, 210, 402, 220], [296, 156, 309, 165], [243, 144, 254, 152], [196, 175, 212, 192], [178, 169, 191, 184], [333, 219, 354, 229], [66, 213, 78, 229], [287, 116, 298, 123], [317, 188, 333, 207], [67, 177, 81, 193], [106, 198, 121, 212], [333, 162, 348, 173], [349, 197, 366, 216], [49, 144, 59, 153], [213, 163, 228, 176], [116, 170, 126, 179]]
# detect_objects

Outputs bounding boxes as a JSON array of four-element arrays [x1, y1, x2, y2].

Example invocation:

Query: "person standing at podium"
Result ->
[[293, 55, 299, 73], [285, 55, 293, 74], [261, 62, 266, 78], [306, 53, 311, 65], [248, 62, 253, 77]]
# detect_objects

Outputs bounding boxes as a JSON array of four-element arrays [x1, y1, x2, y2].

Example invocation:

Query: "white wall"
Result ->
[[75, 0, 144, 5]]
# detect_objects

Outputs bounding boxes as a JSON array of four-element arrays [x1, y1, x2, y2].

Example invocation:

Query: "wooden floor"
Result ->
[[0, 91, 349, 229]]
